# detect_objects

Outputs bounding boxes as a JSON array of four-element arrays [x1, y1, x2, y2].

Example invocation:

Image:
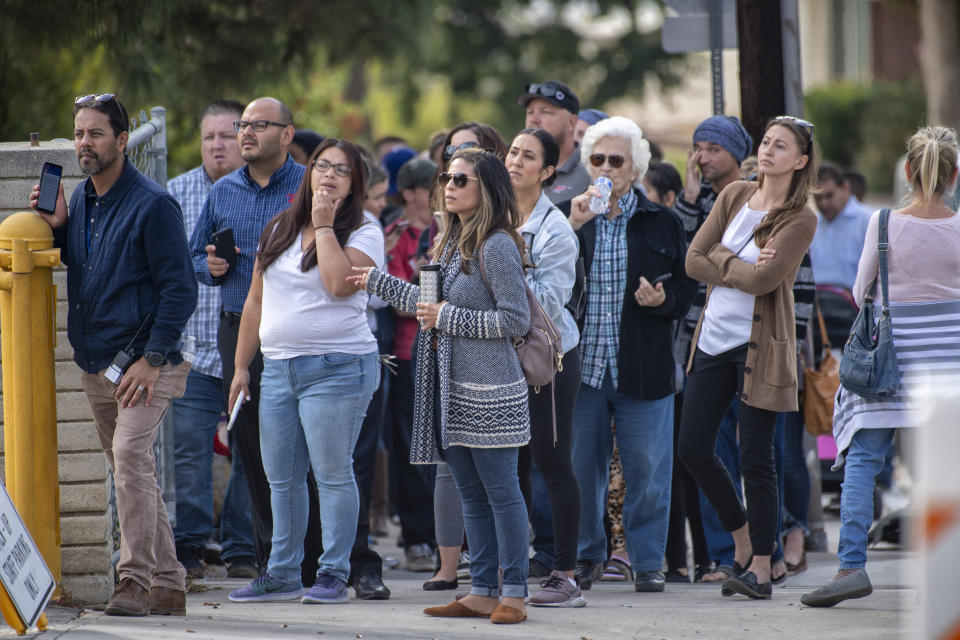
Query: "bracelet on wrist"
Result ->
[[314, 225, 333, 231]]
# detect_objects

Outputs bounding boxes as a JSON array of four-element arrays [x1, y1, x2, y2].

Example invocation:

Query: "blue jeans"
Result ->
[[259, 352, 379, 583], [529, 464, 554, 568], [838, 428, 895, 569], [171, 369, 255, 561], [572, 370, 674, 572], [782, 410, 810, 536], [443, 445, 529, 598]]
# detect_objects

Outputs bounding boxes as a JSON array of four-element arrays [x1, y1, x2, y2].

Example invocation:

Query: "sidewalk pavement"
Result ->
[[8, 520, 914, 639]]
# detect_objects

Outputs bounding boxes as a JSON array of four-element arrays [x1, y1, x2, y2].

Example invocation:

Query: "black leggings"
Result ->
[[666, 392, 711, 572], [678, 345, 778, 556], [518, 346, 582, 572]]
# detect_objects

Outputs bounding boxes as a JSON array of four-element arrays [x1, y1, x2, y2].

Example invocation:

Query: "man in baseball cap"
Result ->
[[518, 80, 591, 211]]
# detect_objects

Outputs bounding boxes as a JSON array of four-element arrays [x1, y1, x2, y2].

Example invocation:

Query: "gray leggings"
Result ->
[[434, 462, 465, 547]]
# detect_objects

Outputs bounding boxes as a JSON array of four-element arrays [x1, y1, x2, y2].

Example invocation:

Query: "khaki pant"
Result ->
[[82, 361, 190, 591]]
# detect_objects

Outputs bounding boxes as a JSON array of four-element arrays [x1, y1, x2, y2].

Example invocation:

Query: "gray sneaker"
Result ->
[[801, 568, 873, 607], [529, 570, 587, 608], [405, 543, 435, 572], [228, 571, 303, 603]]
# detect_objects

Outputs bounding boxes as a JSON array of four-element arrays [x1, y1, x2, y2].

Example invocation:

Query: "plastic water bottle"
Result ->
[[589, 176, 613, 214]]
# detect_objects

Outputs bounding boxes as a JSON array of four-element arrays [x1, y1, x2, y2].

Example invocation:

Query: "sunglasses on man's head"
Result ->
[[589, 154, 626, 169], [233, 120, 290, 133], [442, 141, 479, 161], [525, 82, 567, 103], [439, 172, 478, 188], [75, 93, 116, 107]]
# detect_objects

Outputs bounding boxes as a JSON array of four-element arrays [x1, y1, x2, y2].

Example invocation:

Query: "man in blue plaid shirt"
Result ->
[[167, 100, 257, 580]]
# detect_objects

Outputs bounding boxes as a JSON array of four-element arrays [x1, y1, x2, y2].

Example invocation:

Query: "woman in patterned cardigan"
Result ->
[[349, 148, 532, 624]]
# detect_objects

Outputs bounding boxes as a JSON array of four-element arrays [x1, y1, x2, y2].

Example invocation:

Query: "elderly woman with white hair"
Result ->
[[567, 116, 697, 593]]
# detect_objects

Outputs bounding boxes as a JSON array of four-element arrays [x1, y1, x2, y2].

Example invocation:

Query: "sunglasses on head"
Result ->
[[75, 93, 116, 107], [774, 115, 814, 131], [442, 141, 479, 161], [439, 172, 478, 188], [589, 154, 626, 169], [525, 82, 567, 103]]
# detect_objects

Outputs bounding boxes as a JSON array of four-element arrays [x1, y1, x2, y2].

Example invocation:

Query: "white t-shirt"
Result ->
[[698, 203, 765, 356], [260, 222, 385, 359]]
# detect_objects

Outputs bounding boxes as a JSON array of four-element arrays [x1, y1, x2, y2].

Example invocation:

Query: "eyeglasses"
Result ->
[[774, 115, 814, 131], [75, 93, 116, 107], [442, 141, 479, 162], [439, 172, 479, 188], [313, 159, 352, 177], [233, 120, 290, 133], [589, 154, 626, 169], [524, 82, 567, 104]]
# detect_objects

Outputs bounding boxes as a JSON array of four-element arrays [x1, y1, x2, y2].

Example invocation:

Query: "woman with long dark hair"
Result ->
[[227, 138, 383, 604], [506, 127, 584, 607], [679, 116, 817, 600], [350, 148, 532, 624]]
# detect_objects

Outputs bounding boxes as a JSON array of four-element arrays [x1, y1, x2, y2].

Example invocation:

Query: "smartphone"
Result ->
[[212, 228, 237, 270], [650, 273, 672, 285], [37, 162, 63, 214]]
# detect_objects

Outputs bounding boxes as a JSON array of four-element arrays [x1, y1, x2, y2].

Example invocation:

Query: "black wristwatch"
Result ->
[[144, 351, 165, 367]]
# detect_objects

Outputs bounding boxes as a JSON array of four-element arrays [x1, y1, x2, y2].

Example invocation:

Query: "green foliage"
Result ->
[[0, 1, 685, 177], [805, 80, 926, 192]]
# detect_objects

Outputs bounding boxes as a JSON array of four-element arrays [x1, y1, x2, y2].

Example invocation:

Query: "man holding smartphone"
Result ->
[[30, 93, 197, 616]]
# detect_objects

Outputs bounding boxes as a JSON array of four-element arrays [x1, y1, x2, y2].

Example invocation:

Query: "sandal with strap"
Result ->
[[600, 555, 633, 582]]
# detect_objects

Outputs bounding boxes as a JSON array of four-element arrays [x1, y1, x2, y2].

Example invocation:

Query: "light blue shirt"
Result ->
[[520, 191, 580, 354], [810, 196, 873, 291], [168, 165, 222, 379]]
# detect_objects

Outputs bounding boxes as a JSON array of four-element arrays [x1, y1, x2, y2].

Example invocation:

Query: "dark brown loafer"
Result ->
[[105, 578, 150, 616], [149, 585, 186, 615]]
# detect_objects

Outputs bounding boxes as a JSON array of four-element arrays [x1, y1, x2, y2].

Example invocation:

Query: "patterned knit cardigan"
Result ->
[[365, 231, 531, 464]]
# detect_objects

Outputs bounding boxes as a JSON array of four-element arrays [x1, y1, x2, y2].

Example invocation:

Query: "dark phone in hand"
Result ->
[[651, 273, 672, 285], [212, 228, 238, 270], [37, 162, 63, 214]]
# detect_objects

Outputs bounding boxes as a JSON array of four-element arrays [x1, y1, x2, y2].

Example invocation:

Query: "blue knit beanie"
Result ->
[[693, 116, 753, 163]]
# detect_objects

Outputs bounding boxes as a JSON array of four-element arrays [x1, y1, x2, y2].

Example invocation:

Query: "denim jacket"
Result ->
[[520, 191, 580, 354]]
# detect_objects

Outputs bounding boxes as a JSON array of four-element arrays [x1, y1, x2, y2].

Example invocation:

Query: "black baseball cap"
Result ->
[[517, 80, 580, 114]]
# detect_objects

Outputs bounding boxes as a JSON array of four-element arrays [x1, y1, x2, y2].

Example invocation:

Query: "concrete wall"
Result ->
[[0, 140, 114, 604]]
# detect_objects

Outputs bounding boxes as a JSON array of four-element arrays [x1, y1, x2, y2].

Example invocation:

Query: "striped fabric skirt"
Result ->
[[832, 299, 960, 468]]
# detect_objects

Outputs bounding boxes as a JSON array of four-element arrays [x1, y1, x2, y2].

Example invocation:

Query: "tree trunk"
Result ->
[[737, 0, 785, 154], [919, 0, 960, 132]]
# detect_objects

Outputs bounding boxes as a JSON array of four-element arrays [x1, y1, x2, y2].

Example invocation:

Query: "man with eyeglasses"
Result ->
[[30, 93, 197, 616], [167, 99, 258, 582], [518, 80, 591, 212], [189, 96, 302, 585]]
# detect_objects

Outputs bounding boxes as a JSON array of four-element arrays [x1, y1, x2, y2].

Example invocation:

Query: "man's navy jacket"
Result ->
[[55, 158, 197, 373]]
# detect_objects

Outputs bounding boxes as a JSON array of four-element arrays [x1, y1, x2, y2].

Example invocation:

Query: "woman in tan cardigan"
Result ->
[[678, 117, 817, 600]]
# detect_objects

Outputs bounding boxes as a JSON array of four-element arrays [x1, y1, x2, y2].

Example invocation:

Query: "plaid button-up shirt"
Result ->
[[168, 165, 222, 379], [580, 188, 638, 389]]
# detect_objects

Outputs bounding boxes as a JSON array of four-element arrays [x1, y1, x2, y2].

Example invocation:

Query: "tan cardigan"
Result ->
[[685, 181, 817, 412]]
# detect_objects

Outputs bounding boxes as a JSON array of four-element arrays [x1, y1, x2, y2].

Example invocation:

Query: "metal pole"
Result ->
[[150, 106, 167, 186], [780, 0, 804, 116], [709, 0, 725, 115]]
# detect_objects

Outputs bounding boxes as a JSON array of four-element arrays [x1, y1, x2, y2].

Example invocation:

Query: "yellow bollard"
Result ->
[[0, 212, 62, 594]]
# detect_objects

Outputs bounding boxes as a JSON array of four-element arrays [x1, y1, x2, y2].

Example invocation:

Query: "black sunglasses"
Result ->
[[439, 172, 479, 188], [75, 93, 116, 107], [589, 154, 626, 169], [233, 120, 290, 133], [525, 82, 567, 103], [442, 141, 479, 161]]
